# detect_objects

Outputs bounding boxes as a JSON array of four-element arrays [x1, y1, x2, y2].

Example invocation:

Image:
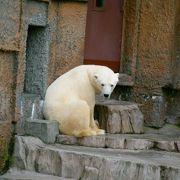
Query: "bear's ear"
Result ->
[[94, 74, 98, 79], [115, 73, 120, 79]]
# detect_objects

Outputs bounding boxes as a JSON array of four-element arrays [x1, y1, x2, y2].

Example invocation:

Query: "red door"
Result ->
[[84, 0, 124, 72]]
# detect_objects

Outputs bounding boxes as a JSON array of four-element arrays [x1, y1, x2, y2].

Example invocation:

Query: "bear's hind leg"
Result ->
[[60, 100, 97, 137], [72, 128, 96, 137]]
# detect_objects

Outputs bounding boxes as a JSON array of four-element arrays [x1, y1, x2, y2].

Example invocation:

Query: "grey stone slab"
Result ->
[[56, 135, 77, 145], [56, 133, 180, 152], [95, 100, 144, 134], [24, 119, 59, 144], [105, 135, 125, 149], [125, 138, 154, 150], [12, 136, 180, 180], [77, 135, 106, 148]]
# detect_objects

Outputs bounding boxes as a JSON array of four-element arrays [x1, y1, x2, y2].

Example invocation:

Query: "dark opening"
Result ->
[[24, 25, 49, 98], [96, 0, 104, 8]]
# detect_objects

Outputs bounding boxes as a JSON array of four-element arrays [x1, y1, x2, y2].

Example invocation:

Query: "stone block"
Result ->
[[95, 100, 144, 134], [78, 135, 106, 148], [149, 95, 166, 127], [125, 138, 154, 150], [156, 141, 176, 152], [105, 135, 125, 149], [24, 119, 59, 144]]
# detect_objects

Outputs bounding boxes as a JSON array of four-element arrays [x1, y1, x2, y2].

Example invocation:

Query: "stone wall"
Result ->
[[0, 0, 20, 172], [53, 1, 87, 80], [0, 0, 51, 173], [122, 0, 177, 127], [173, 0, 180, 89]]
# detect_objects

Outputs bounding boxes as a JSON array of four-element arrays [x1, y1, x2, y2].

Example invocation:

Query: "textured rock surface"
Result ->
[[56, 133, 180, 152], [12, 136, 180, 180], [0, 122, 12, 173], [0, 169, 74, 180], [24, 119, 59, 144], [95, 100, 144, 134], [53, 1, 87, 79], [122, 0, 178, 127], [118, 73, 134, 86], [173, 1, 180, 89]]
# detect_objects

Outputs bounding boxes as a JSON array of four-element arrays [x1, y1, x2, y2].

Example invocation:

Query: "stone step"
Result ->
[[0, 169, 74, 180], [12, 136, 180, 180], [95, 100, 144, 134], [16, 93, 44, 135], [56, 133, 180, 152]]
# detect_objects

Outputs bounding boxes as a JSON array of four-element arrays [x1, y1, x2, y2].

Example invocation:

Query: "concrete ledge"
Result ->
[[24, 119, 59, 144]]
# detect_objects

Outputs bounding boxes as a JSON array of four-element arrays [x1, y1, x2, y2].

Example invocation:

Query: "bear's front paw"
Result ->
[[96, 129, 105, 135]]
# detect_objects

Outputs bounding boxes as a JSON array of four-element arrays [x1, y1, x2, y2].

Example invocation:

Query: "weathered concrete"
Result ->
[[24, 119, 59, 144], [12, 136, 180, 180], [95, 100, 144, 134]]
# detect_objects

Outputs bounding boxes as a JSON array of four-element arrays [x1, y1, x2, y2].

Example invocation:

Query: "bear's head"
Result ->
[[93, 69, 119, 98]]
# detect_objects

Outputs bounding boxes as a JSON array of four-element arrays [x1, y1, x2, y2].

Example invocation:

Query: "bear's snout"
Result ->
[[104, 94, 109, 98]]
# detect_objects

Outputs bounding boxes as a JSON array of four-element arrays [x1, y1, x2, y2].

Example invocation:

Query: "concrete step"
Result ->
[[11, 136, 180, 180], [95, 100, 144, 134], [56, 133, 180, 152], [0, 169, 74, 180]]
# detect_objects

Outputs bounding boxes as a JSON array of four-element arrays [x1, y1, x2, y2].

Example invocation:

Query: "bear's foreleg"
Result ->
[[90, 108, 105, 135]]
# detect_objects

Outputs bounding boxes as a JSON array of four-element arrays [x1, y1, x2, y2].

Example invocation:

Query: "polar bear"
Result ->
[[43, 65, 119, 137]]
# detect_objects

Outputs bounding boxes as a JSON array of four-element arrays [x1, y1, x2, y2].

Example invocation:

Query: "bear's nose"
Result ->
[[104, 94, 109, 98]]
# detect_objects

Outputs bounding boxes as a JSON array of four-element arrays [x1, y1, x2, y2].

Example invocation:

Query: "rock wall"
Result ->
[[122, 0, 177, 127], [53, 1, 87, 79], [0, 0, 20, 172], [0, 0, 51, 173]]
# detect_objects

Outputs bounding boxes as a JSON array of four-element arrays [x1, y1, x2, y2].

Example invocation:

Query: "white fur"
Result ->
[[43, 65, 119, 137]]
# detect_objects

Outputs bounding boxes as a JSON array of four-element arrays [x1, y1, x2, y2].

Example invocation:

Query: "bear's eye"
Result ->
[[101, 84, 105, 86], [111, 84, 114, 87]]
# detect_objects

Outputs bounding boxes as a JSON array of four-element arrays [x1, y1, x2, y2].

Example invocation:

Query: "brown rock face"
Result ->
[[0, 122, 12, 173]]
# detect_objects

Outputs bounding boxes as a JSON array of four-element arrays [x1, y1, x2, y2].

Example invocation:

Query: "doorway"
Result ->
[[84, 0, 124, 72]]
